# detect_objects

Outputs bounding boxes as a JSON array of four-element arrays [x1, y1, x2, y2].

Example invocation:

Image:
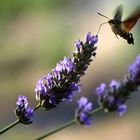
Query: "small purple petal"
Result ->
[[77, 97, 88, 109], [91, 35, 98, 44], [85, 32, 92, 42], [59, 56, 75, 72], [83, 102, 93, 112], [80, 112, 92, 126], [55, 63, 63, 73], [46, 73, 53, 85], [16, 95, 28, 108], [66, 91, 74, 102], [96, 83, 106, 96], [70, 83, 81, 93], [35, 78, 47, 93], [109, 80, 119, 88], [35, 78, 47, 100], [25, 108, 34, 119], [118, 104, 127, 116], [66, 83, 81, 101], [52, 68, 61, 80], [75, 39, 81, 49]]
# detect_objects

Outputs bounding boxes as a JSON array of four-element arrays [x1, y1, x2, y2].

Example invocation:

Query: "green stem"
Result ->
[[35, 119, 76, 140], [34, 103, 41, 112], [0, 119, 20, 135], [89, 106, 103, 115], [35, 106, 103, 140]]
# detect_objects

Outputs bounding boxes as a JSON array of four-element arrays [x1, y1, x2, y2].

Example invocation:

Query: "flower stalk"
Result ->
[[35, 106, 102, 140], [0, 119, 20, 135]]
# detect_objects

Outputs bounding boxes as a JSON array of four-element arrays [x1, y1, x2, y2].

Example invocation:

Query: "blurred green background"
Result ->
[[0, 0, 140, 140]]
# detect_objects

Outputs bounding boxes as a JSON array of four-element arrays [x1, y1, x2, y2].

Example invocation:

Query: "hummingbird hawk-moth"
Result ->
[[97, 5, 140, 44]]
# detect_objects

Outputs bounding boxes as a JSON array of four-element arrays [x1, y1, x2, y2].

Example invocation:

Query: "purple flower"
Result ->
[[96, 83, 106, 96], [79, 112, 92, 126], [25, 108, 34, 119], [15, 95, 34, 124], [75, 39, 81, 49], [118, 104, 127, 116], [77, 97, 88, 108], [53, 64, 62, 81], [66, 83, 81, 101], [69, 83, 81, 93], [55, 63, 63, 73], [91, 35, 98, 44], [35, 77, 47, 101], [56, 56, 75, 73], [85, 32, 92, 42], [45, 73, 53, 86], [85, 33, 98, 45], [16, 95, 28, 108], [76, 97, 93, 126], [61, 56, 75, 72], [109, 80, 119, 88]]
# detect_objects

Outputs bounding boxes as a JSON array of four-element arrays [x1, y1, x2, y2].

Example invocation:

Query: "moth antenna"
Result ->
[[97, 12, 110, 20], [97, 22, 108, 35]]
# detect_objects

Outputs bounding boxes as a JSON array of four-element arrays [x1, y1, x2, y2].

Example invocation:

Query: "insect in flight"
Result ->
[[97, 5, 140, 45]]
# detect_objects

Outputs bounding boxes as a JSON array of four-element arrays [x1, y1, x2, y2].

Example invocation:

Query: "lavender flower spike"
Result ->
[[15, 95, 34, 124], [96, 54, 140, 116], [76, 97, 93, 126], [35, 32, 98, 110]]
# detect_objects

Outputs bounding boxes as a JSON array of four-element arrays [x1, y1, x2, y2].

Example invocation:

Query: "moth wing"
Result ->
[[113, 4, 123, 20], [122, 7, 140, 32]]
